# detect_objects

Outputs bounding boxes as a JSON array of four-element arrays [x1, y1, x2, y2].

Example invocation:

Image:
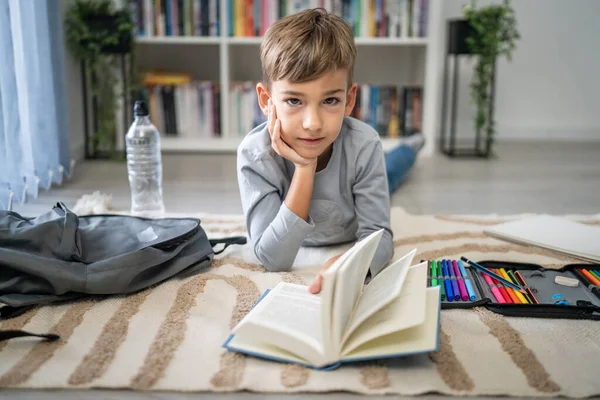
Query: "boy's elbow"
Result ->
[[254, 243, 294, 272], [262, 260, 293, 272], [259, 256, 293, 272]]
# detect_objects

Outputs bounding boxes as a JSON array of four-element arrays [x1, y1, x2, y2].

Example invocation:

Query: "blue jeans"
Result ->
[[385, 144, 416, 195]]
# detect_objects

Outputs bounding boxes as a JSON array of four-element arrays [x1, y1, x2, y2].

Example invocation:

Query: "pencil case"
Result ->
[[425, 259, 600, 320]]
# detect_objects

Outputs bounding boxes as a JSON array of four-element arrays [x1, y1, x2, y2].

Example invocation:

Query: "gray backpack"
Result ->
[[0, 202, 246, 342]]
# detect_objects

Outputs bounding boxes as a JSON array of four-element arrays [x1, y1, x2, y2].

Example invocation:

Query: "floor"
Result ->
[[11, 141, 600, 218], [3, 141, 600, 400], [0, 392, 571, 400]]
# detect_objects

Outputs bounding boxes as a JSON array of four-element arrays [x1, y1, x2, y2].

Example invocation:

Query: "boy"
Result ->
[[236, 8, 424, 293]]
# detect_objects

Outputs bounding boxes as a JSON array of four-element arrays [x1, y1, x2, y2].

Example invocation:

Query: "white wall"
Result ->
[[437, 0, 600, 141]]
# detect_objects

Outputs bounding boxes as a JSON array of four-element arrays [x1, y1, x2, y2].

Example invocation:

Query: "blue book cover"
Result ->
[[222, 286, 441, 370], [221, 234, 441, 370]]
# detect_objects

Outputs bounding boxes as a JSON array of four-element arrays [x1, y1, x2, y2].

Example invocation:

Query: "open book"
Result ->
[[223, 230, 441, 369]]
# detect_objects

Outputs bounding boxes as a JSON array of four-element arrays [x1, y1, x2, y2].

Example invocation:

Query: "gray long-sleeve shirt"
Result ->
[[236, 116, 394, 278]]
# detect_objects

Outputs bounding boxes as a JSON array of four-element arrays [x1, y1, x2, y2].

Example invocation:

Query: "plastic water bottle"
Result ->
[[126, 100, 165, 218]]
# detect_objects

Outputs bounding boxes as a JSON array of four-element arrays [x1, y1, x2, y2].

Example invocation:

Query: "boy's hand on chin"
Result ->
[[268, 100, 317, 169]]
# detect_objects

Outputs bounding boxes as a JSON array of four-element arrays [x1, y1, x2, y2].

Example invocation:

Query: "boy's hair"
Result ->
[[260, 8, 357, 89]]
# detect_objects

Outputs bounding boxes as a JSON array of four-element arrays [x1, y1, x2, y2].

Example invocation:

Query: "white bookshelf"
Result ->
[[160, 136, 407, 153], [137, 36, 429, 46], [133, 0, 443, 156]]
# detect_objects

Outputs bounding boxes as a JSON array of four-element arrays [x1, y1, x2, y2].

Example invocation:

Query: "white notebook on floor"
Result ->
[[484, 215, 600, 263]]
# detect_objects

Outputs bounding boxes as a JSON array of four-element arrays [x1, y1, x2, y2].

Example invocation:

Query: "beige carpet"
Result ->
[[1, 207, 600, 397]]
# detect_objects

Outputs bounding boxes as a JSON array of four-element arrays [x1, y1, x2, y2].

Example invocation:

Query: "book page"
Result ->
[[318, 239, 360, 361], [226, 324, 313, 366], [329, 230, 384, 354], [341, 286, 440, 361], [341, 261, 428, 356], [251, 283, 322, 344], [341, 249, 416, 344], [231, 282, 326, 365]]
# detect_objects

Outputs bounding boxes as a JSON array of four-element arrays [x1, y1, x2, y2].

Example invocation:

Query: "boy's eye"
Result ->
[[285, 98, 301, 106], [324, 97, 341, 105]]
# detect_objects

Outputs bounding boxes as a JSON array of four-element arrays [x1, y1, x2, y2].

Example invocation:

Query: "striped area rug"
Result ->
[[1, 206, 600, 397]]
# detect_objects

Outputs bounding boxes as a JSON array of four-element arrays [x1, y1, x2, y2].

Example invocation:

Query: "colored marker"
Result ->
[[482, 272, 506, 303], [452, 260, 469, 301], [458, 260, 477, 301], [464, 279, 477, 301], [442, 261, 454, 302], [579, 269, 600, 286], [572, 268, 600, 301], [446, 260, 460, 301], [437, 261, 446, 300], [458, 260, 468, 276], [589, 269, 600, 282], [450, 260, 462, 301], [514, 271, 539, 304], [461, 257, 527, 294], [430, 261, 438, 287]]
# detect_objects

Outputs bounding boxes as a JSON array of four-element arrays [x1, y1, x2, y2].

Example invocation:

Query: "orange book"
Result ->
[[246, 0, 254, 36], [143, 71, 192, 86]]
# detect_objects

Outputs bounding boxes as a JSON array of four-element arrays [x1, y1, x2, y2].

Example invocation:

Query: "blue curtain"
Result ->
[[0, 0, 72, 210]]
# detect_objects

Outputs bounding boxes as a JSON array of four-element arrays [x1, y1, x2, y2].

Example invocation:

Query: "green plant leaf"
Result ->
[[463, 0, 520, 151], [64, 0, 138, 159]]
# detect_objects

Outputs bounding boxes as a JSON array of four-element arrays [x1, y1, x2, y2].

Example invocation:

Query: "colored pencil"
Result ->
[[507, 270, 533, 304], [482, 272, 506, 303], [501, 269, 529, 304], [514, 270, 539, 304], [492, 274, 516, 304], [461, 257, 527, 294], [496, 269, 525, 304]]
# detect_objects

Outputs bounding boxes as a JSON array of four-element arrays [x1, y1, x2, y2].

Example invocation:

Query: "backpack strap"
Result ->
[[0, 305, 61, 342], [0, 304, 36, 319], [209, 236, 247, 255], [0, 330, 59, 343]]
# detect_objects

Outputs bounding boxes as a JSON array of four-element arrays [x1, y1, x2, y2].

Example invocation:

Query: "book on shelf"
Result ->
[[351, 84, 422, 137], [129, 0, 220, 37], [228, 81, 422, 139], [128, 0, 428, 39], [223, 229, 441, 369], [227, 0, 428, 38], [140, 71, 221, 137], [229, 81, 266, 137]]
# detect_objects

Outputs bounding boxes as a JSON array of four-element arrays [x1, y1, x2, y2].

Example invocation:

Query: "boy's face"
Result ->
[[257, 69, 357, 161]]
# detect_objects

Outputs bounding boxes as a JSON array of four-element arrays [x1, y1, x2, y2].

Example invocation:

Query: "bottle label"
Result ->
[[127, 137, 152, 146]]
